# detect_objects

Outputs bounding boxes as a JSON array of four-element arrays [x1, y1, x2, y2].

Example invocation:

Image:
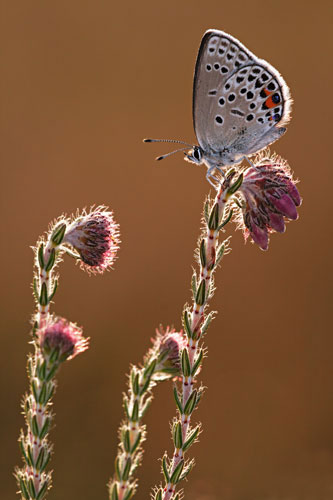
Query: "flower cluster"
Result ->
[[63, 206, 120, 273], [236, 153, 301, 250], [38, 317, 88, 362]]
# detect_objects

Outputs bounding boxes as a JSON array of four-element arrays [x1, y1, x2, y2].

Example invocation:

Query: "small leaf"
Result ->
[[155, 489, 162, 500], [45, 248, 56, 272], [162, 455, 170, 483], [204, 200, 210, 224], [131, 400, 139, 422], [51, 223, 67, 245], [173, 421, 183, 449], [123, 430, 131, 453], [36, 480, 48, 500], [48, 280, 58, 302], [39, 417, 50, 439], [184, 389, 197, 416], [199, 239, 206, 268], [123, 487, 134, 500], [28, 477, 36, 498], [31, 415, 39, 437], [122, 457, 132, 481], [35, 447, 45, 470], [131, 431, 142, 453], [208, 203, 219, 231], [217, 209, 233, 231], [191, 270, 198, 298], [38, 244, 45, 269], [183, 309, 192, 339], [181, 349, 191, 377], [143, 358, 156, 379], [132, 373, 139, 396], [140, 396, 153, 417], [182, 427, 200, 452], [39, 283, 48, 307], [111, 483, 119, 500], [227, 173, 243, 195], [195, 279, 206, 306], [173, 387, 183, 414], [201, 311, 216, 336], [19, 478, 30, 500], [170, 459, 184, 484], [115, 457, 122, 481], [191, 350, 203, 377]]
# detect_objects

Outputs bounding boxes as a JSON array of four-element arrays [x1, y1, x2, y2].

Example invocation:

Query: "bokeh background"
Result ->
[[1, 1, 332, 499]]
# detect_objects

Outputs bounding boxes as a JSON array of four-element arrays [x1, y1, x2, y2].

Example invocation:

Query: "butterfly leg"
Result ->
[[206, 166, 224, 189]]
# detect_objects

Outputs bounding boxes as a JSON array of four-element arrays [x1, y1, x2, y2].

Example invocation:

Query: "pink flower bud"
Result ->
[[63, 206, 120, 274], [150, 326, 187, 379], [38, 317, 88, 362], [237, 153, 301, 250]]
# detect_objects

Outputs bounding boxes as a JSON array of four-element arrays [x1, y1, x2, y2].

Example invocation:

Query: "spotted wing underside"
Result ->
[[192, 30, 292, 156]]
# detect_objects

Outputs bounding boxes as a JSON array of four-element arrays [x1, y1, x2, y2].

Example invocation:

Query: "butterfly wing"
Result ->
[[193, 29, 292, 160]]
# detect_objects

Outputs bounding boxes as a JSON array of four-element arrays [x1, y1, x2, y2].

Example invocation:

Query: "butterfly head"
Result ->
[[184, 146, 204, 165]]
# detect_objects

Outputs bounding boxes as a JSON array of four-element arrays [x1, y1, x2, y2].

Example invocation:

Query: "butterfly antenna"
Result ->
[[155, 147, 189, 161], [143, 138, 193, 148]]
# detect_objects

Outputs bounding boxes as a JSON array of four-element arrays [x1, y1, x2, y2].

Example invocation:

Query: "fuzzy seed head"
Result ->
[[63, 206, 120, 273], [236, 152, 301, 250], [38, 317, 88, 361]]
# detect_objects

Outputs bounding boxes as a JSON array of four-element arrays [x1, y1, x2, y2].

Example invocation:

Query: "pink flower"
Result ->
[[236, 154, 301, 250], [38, 317, 88, 362], [150, 326, 187, 379], [63, 206, 120, 274]]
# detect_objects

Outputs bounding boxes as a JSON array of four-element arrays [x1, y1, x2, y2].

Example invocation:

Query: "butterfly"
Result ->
[[145, 29, 292, 186]]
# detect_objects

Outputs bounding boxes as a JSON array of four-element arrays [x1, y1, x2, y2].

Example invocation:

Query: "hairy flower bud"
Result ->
[[63, 206, 120, 273], [236, 153, 301, 250], [150, 326, 187, 380], [38, 317, 88, 362]]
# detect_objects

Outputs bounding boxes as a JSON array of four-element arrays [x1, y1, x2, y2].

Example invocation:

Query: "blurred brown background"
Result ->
[[1, 0, 332, 499]]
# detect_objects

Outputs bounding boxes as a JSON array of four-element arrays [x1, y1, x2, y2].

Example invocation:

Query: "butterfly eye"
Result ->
[[193, 148, 202, 161]]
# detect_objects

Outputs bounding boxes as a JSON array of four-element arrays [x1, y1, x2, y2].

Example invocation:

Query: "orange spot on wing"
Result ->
[[265, 95, 276, 108]]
